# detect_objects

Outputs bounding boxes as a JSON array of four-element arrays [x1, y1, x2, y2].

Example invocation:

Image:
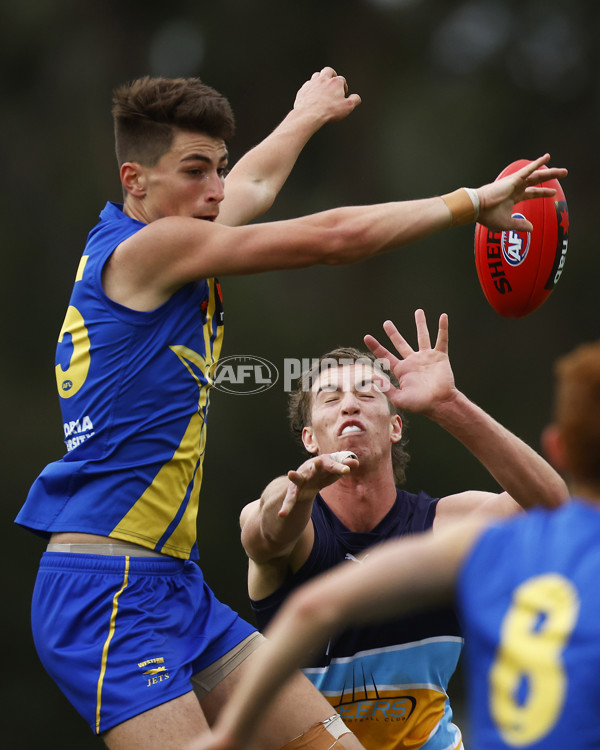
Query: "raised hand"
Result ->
[[279, 451, 359, 517], [477, 153, 568, 232], [293, 66, 361, 123], [364, 309, 457, 416]]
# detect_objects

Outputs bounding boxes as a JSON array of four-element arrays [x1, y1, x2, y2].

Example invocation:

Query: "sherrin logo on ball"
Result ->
[[474, 159, 569, 318]]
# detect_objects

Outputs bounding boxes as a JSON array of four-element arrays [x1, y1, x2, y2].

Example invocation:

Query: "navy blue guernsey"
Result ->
[[251, 490, 464, 750]]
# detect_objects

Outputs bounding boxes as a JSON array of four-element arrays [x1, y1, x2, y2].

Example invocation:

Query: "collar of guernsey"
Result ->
[[16, 202, 225, 561]]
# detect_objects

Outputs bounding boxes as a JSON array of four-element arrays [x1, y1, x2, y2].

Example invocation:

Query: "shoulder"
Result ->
[[433, 489, 520, 530], [393, 488, 439, 533], [115, 215, 214, 262], [83, 203, 141, 258], [239, 498, 260, 530], [103, 216, 218, 308]]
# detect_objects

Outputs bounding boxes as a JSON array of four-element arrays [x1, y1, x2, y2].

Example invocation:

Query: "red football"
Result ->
[[474, 159, 569, 318]]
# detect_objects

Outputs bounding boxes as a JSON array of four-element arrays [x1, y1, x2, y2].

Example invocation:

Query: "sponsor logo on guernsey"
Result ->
[[211, 355, 279, 395], [63, 415, 94, 451], [501, 214, 530, 266], [336, 677, 417, 722], [138, 656, 171, 687]]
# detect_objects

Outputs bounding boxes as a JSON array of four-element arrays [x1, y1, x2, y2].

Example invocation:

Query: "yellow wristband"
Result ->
[[440, 188, 479, 227]]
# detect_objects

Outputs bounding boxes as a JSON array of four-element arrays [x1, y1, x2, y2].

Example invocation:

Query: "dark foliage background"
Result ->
[[3, 0, 598, 746]]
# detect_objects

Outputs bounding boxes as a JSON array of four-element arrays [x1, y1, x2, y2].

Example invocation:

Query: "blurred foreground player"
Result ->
[[201, 334, 600, 750]]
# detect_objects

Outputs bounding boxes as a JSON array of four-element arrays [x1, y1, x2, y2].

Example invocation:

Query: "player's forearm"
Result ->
[[222, 108, 328, 222], [217, 198, 452, 274], [234, 107, 326, 185], [243, 478, 314, 560], [428, 390, 568, 509], [303, 197, 454, 265]]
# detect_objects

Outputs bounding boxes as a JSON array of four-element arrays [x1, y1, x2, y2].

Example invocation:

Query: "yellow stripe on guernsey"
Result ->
[[96, 557, 130, 733], [111, 280, 223, 558], [75, 255, 89, 282]]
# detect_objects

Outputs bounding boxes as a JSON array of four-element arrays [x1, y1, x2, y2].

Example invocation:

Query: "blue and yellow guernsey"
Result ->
[[458, 500, 600, 749], [251, 491, 464, 750], [16, 202, 224, 560]]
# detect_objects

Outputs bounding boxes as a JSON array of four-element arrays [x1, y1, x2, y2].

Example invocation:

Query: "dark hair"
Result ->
[[554, 339, 600, 486], [112, 76, 236, 167], [288, 346, 410, 485]]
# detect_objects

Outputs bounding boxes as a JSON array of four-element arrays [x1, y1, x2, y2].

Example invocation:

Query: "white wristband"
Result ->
[[464, 187, 480, 220]]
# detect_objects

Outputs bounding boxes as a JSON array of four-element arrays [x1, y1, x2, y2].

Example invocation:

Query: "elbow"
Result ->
[[534, 471, 570, 510], [289, 588, 321, 622], [525, 476, 570, 511], [257, 186, 277, 216], [550, 476, 570, 508]]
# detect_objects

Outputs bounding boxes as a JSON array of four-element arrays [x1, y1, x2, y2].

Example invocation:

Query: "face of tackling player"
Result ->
[[301, 363, 402, 471]]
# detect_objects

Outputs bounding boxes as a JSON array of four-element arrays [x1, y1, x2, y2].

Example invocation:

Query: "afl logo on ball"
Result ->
[[501, 214, 531, 266]]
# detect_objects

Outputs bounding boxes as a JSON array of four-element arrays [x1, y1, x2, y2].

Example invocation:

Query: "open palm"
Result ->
[[364, 309, 457, 415]]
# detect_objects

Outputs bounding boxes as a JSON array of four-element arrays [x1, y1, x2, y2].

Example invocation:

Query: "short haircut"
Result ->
[[553, 339, 600, 486], [288, 347, 410, 486], [112, 76, 236, 167]]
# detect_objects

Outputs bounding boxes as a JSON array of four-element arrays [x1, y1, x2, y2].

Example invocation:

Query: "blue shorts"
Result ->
[[31, 551, 256, 734]]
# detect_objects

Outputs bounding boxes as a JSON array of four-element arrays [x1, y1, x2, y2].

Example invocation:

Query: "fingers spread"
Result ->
[[520, 153, 550, 177], [382, 319, 415, 359], [434, 313, 449, 353], [364, 333, 385, 357], [522, 186, 557, 200], [414, 309, 432, 351]]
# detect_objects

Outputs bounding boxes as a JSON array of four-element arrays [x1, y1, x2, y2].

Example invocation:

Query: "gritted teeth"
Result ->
[[341, 425, 362, 436]]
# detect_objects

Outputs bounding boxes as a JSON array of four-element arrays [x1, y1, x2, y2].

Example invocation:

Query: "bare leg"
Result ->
[[103, 691, 208, 750], [102, 641, 364, 749], [199, 647, 364, 750]]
